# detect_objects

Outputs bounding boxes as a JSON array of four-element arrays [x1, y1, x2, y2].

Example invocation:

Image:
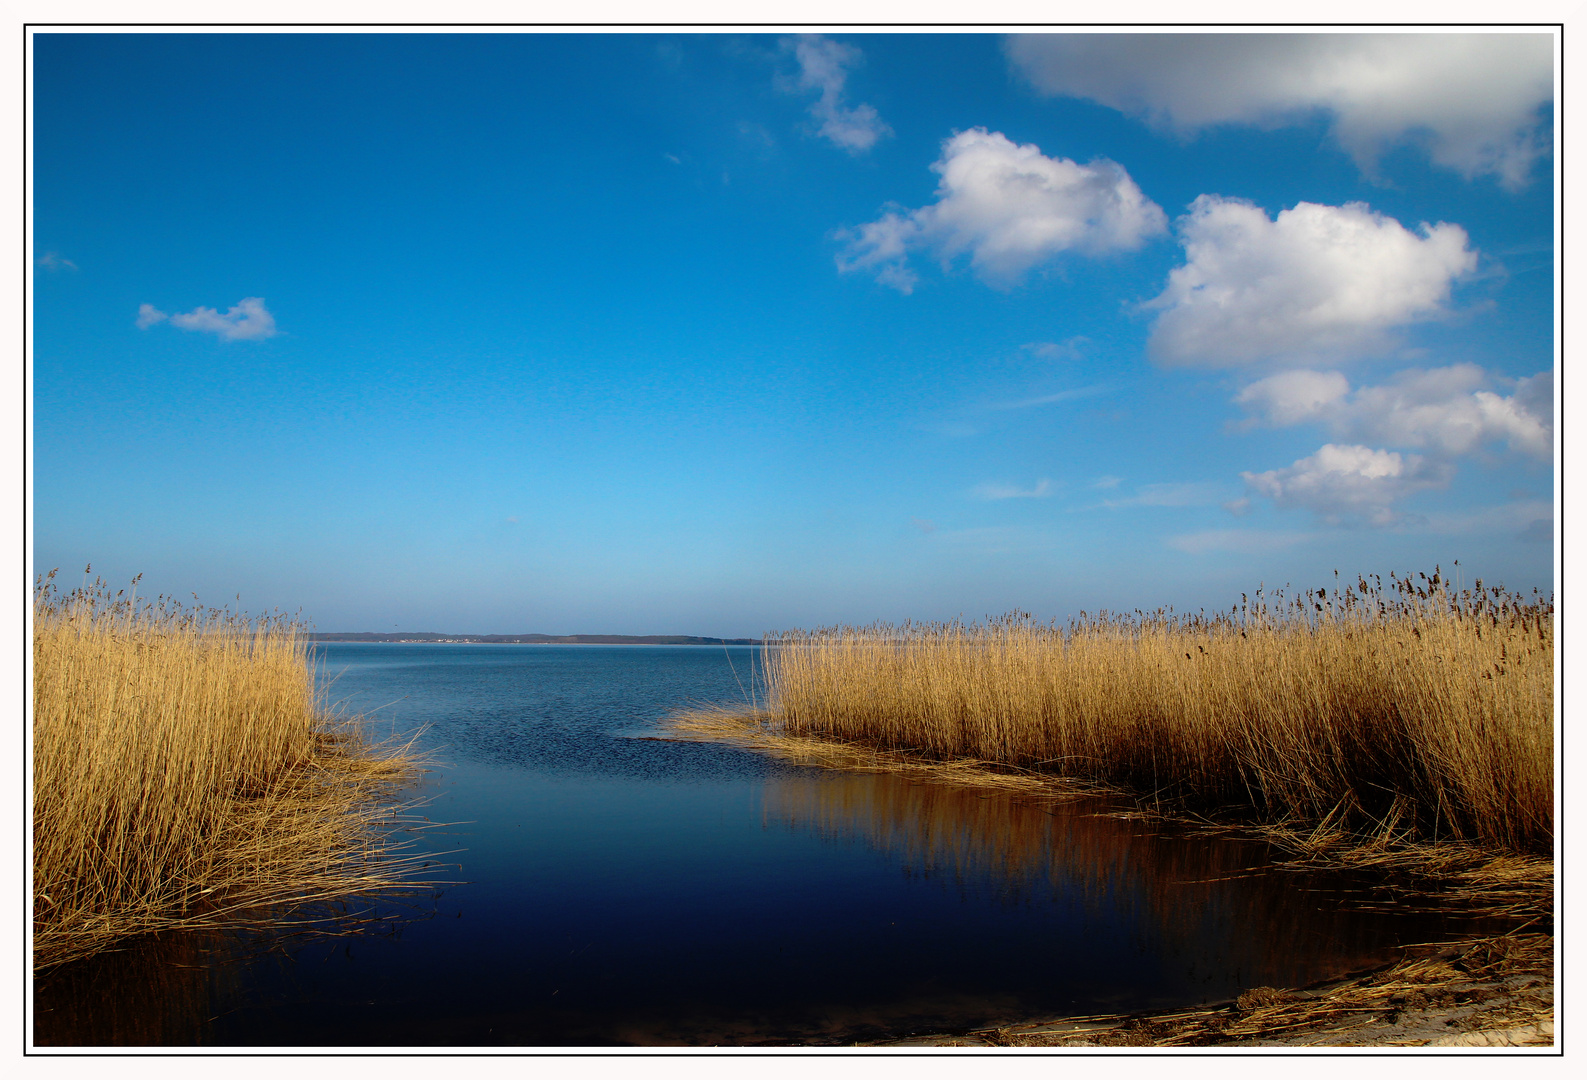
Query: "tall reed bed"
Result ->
[[759, 570, 1552, 854], [32, 571, 432, 971]]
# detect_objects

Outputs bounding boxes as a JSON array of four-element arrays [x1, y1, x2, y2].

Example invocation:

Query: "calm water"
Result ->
[[35, 644, 1505, 1047]]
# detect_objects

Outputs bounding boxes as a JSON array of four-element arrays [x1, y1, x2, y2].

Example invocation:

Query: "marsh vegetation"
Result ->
[[682, 569, 1553, 859], [32, 571, 434, 972]]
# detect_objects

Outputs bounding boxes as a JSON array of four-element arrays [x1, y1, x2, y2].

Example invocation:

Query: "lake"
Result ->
[[34, 644, 1510, 1047]]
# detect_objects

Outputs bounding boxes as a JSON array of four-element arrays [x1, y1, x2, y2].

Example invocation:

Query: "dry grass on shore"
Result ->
[[922, 931, 1555, 1048], [32, 571, 438, 972], [676, 569, 1553, 857]]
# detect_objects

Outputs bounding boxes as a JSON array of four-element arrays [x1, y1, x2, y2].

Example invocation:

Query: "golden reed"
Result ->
[[32, 570, 433, 971], [751, 569, 1551, 855]]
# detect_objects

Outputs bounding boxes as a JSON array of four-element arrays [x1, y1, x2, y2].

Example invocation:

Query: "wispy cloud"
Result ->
[[973, 478, 1054, 500], [37, 251, 78, 272], [836, 128, 1166, 292], [910, 517, 937, 534], [937, 525, 1054, 556], [1101, 481, 1224, 508], [1022, 337, 1089, 362], [1165, 529, 1319, 555], [140, 297, 279, 341], [736, 120, 778, 160], [1411, 498, 1553, 538], [782, 35, 891, 153], [986, 385, 1108, 411]]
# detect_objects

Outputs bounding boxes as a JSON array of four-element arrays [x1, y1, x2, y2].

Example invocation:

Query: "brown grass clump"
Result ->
[[32, 570, 438, 972], [687, 568, 1553, 855]]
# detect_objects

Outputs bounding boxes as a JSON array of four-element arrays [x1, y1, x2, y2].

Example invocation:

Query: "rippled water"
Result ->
[[34, 644, 1507, 1047]]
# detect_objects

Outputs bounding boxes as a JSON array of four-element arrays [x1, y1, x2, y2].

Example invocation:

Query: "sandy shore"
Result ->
[[863, 934, 1554, 1049]]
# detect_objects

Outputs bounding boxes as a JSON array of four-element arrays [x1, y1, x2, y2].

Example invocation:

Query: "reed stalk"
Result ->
[[746, 569, 1552, 854], [32, 570, 436, 972]]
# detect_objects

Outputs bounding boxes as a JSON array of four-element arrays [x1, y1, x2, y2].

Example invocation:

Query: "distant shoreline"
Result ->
[[308, 633, 763, 646]]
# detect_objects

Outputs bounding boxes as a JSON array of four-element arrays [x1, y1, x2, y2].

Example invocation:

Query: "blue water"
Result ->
[[34, 644, 1505, 1047]]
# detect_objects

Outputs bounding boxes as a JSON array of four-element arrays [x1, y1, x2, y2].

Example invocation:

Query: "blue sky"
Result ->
[[30, 31, 1556, 636]]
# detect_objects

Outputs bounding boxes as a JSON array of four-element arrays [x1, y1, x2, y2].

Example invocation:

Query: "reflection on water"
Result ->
[[34, 898, 432, 1047], [32, 645, 1520, 1048], [763, 771, 1495, 1011]]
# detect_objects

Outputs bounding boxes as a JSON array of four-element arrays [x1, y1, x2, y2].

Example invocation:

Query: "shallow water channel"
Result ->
[[35, 644, 1508, 1047]]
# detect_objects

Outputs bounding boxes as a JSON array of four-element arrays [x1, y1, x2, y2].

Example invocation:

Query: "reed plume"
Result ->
[[753, 569, 1552, 854]]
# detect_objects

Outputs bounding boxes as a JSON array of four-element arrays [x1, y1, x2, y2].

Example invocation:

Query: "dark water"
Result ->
[[35, 645, 1506, 1047]]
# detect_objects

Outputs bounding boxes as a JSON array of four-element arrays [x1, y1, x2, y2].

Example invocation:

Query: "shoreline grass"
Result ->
[[878, 930, 1554, 1047], [672, 568, 1553, 865], [32, 570, 440, 972]]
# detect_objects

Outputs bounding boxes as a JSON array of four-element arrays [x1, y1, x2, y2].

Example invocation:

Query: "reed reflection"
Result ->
[[33, 899, 428, 1047], [763, 768, 1504, 1000]]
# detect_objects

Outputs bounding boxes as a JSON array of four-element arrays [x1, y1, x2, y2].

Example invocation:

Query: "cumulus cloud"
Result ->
[[783, 35, 891, 153], [1241, 443, 1454, 526], [838, 128, 1166, 291], [1146, 197, 1476, 367], [974, 479, 1053, 500], [1007, 33, 1554, 188], [1235, 364, 1553, 459], [143, 297, 278, 341]]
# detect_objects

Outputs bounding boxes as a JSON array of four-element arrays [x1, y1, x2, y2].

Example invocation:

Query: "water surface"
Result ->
[[34, 644, 1507, 1047]]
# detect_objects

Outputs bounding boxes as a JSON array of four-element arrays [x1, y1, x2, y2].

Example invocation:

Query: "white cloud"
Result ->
[[1235, 365, 1553, 460], [783, 35, 891, 153], [1146, 197, 1476, 368], [1241, 443, 1453, 526], [1166, 528, 1317, 554], [155, 297, 278, 341], [1007, 33, 1554, 188], [837, 127, 1166, 291], [1233, 369, 1351, 426], [974, 478, 1053, 500], [38, 252, 78, 272]]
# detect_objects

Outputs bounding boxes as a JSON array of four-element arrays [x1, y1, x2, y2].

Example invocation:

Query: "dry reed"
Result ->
[[696, 568, 1553, 855], [32, 569, 439, 972]]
